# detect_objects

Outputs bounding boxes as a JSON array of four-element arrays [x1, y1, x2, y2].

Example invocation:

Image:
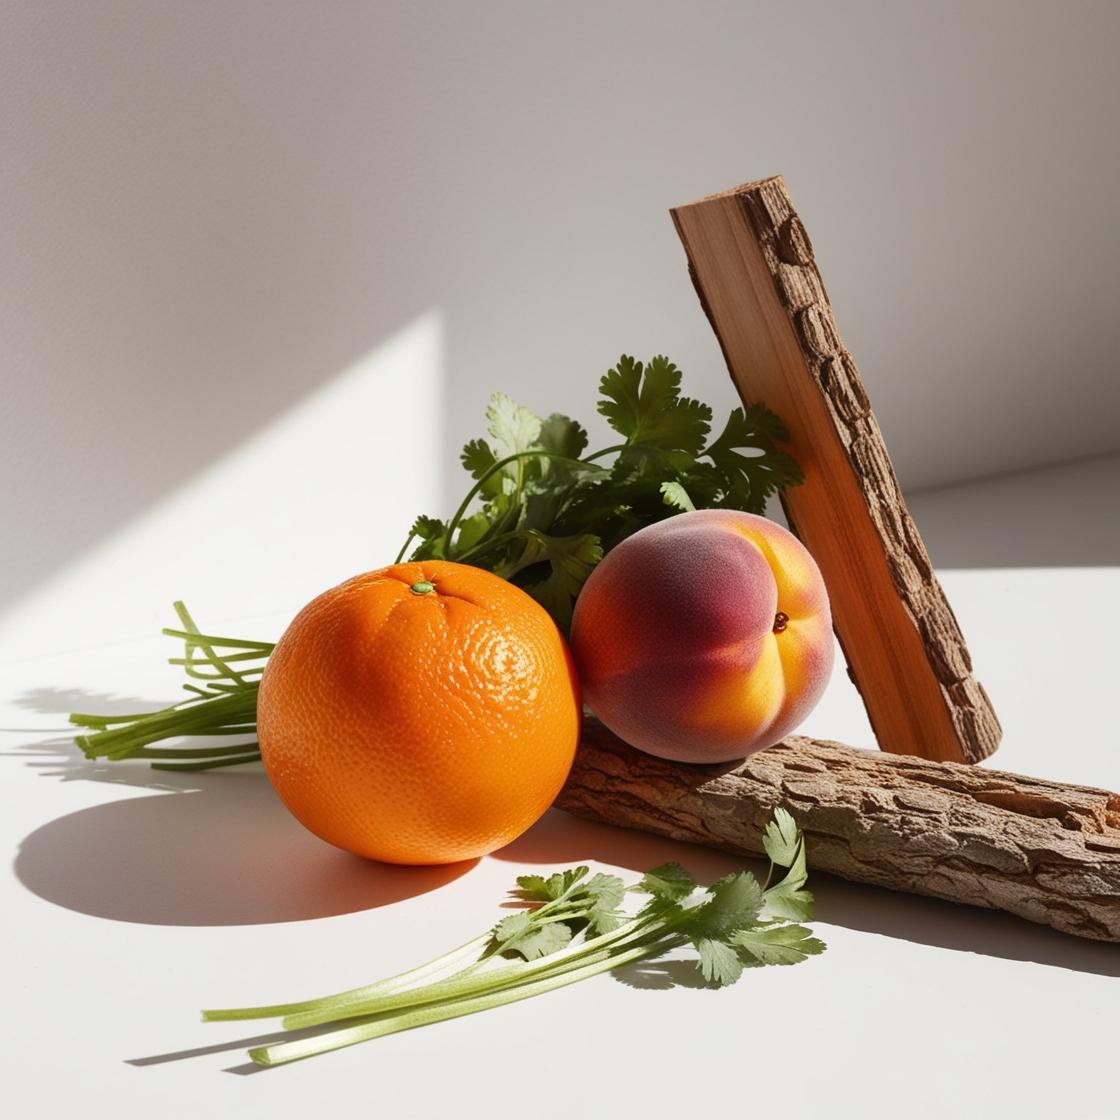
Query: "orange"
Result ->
[[257, 560, 581, 865]]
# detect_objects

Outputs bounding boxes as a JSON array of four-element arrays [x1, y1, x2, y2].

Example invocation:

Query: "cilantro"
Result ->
[[71, 355, 802, 771], [734, 924, 827, 966], [203, 809, 826, 1067], [634, 862, 696, 901], [402, 355, 803, 632]]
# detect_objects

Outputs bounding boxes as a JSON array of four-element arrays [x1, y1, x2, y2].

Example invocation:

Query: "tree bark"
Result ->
[[671, 177, 1001, 764], [557, 722, 1120, 942]]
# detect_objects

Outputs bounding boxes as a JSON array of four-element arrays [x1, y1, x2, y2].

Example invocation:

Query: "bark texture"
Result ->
[[671, 178, 1001, 763], [557, 722, 1120, 942]]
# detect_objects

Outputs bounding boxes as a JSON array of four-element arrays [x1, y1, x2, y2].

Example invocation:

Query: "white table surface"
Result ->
[[3, 458, 1118, 1120]]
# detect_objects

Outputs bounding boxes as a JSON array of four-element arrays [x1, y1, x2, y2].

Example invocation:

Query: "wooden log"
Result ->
[[557, 721, 1120, 942], [671, 177, 1001, 764]]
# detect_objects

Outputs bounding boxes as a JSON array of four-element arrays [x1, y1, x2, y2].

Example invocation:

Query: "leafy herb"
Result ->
[[201, 809, 824, 1067], [401, 355, 801, 631], [69, 355, 801, 769]]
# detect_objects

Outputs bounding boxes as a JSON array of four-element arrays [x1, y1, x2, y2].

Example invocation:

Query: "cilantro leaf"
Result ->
[[454, 511, 491, 554], [694, 937, 745, 986], [487, 392, 543, 462], [598, 355, 712, 453], [635, 862, 697, 901], [510, 530, 603, 632], [689, 872, 763, 939], [538, 412, 589, 461], [460, 439, 506, 498], [512, 866, 589, 902], [762, 807, 802, 868], [582, 872, 626, 911], [582, 872, 627, 934], [660, 480, 695, 512], [762, 824, 813, 921], [733, 923, 826, 966], [491, 911, 533, 945], [762, 882, 815, 922], [704, 404, 803, 511], [406, 514, 448, 560], [512, 921, 574, 961]]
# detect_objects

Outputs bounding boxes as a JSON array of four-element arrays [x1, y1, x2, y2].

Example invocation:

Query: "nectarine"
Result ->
[[569, 509, 833, 763]]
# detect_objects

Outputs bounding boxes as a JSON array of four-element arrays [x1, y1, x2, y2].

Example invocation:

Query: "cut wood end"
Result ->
[[671, 173, 786, 209]]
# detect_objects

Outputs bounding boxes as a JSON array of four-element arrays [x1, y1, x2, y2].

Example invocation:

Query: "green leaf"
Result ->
[[538, 413, 589, 461], [512, 530, 603, 632], [407, 514, 448, 560], [581, 872, 627, 934], [597, 355, 712, 453], [492, 911, 533, 945], [513, 921, 574, 961], [512, 866, 589, 902], [694, 937, 745, 986], [487, 393, 543, 464], [635, 862, 697, 901], [460, 439, 506, 498], [733, 924, 826, 966], [762, 807, 802, 868], [688, 872, 763, 940], [762, 882, 815, 923], [703, 404, 803, 513], [408, 514, 446, 541], [660, 480, 695, 512], [453, 511, 491, 554], [582, 872, 626, 911]]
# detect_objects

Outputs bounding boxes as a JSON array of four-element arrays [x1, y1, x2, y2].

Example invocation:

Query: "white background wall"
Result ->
[[3, 1, 1118, 649]]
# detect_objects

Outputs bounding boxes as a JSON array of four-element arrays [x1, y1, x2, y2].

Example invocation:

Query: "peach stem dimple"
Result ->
[[773, 611, 789, 633]]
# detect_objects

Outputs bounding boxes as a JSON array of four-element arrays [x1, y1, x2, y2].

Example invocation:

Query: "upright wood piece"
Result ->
[[672, 177, 1001, 763]]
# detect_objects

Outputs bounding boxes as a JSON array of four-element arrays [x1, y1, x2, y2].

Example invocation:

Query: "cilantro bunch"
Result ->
[[203, 809, 825, 1067], [68, 355, 800, 769], [399, 354, 802, 629]]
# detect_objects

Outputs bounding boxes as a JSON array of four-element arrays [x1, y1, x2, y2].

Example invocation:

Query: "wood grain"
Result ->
[[557, 722, 1120, 942], [671, 177, 1001, 764]]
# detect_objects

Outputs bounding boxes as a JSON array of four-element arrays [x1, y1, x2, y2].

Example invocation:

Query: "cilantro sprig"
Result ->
[[68, 355, 800, 768], [399, 354, 802, 630], [202, 809, 825, 1067]]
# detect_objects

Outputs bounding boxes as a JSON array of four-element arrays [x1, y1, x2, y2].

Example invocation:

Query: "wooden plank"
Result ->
[[558, 721, 1120, 942], [671, 176, 1001, 763]]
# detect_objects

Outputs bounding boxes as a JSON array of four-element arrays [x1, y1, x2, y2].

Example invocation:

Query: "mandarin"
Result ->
[[257, 561, 581, 865]]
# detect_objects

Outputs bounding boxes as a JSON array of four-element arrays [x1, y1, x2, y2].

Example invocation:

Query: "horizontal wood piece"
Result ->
[[671, 177, 1001, 764], [557, 722, 1120, 942]]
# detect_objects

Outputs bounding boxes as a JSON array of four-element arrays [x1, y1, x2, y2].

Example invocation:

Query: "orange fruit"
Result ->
[[257, 560, 581, 865]]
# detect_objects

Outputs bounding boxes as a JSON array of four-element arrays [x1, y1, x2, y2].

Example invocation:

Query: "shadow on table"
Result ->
[[11, 690, 475, 926], [126, 1025, 327, 1076], [497, 808, 1120, 980]]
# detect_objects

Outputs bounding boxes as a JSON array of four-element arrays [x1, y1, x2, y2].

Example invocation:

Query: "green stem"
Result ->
[[282, 912, 661, 1030], [202, 932, 494, 1022], [250, 941, 658, 1067], [393, 531, 418, 565], [440, 450, 595, 559], [581, 442, 627, 463], [150, 752, 261, 772]]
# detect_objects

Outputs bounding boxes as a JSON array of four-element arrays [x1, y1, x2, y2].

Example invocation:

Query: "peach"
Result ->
[[569, 509, 833, 764]]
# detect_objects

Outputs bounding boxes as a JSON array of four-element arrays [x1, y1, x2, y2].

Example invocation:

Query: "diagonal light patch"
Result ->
[[0, 312, 445, 661]]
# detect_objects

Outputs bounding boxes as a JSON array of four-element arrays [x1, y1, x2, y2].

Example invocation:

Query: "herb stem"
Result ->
[[202, 932, 494, 1023], [440, 450, 594, 559], [250, 941, 656, 1067]]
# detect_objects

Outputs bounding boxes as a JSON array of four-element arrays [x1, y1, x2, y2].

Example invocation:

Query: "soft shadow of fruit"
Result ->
[[15, 771, 475, 926]]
